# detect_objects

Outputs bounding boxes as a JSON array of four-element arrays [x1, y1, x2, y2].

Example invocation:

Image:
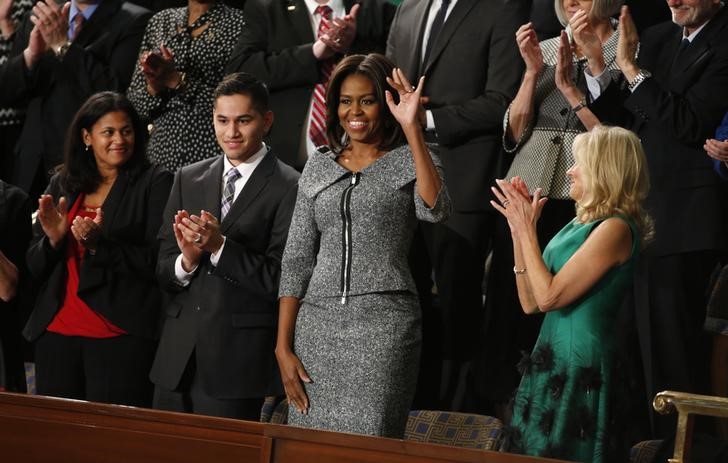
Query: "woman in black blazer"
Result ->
[[25, 92, 172, 407]]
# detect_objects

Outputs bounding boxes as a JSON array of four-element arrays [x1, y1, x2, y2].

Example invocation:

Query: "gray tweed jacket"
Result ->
[[279, 144, 451, 301]]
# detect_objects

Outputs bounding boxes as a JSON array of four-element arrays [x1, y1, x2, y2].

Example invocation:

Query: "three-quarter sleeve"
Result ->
[[278, 189, 319, 299], [414, 161, 452, 223]]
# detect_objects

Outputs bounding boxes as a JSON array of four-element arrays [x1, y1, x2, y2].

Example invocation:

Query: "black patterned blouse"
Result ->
[[127, 3, 243, 171], [0, 0, 34, 127]]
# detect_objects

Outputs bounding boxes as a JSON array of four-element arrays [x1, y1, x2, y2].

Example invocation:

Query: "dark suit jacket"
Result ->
[[0, 181, 31, 391], [150, 152, 300, 399], [225, 0, 395, 170], [598, 7, 728, 256], [386, 0, 527, 211], [0, 0, 151, 194], [23, 165, 173, 341]]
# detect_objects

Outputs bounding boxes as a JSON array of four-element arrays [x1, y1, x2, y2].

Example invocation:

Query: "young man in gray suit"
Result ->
[[151, 73, 300, 420]]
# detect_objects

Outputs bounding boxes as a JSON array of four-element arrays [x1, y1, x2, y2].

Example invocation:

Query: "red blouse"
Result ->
[[46, 194, 127, 338]]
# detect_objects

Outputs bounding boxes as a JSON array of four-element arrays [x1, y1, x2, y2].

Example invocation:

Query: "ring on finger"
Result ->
[[503, 200, 510, 207], [194, 232, 202, 244], [81, 234, 88, 241]]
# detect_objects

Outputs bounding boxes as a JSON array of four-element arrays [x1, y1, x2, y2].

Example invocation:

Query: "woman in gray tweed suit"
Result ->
[[276, 53, 451, 438], [471, 0, 626, 414]]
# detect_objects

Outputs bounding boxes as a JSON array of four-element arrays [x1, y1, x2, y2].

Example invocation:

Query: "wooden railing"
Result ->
[[0, 392, 566, 463]]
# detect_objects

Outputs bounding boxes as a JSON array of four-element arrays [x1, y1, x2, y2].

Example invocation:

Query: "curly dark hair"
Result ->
[[59, 91, 150, 193], [324, 53, 405, 153]]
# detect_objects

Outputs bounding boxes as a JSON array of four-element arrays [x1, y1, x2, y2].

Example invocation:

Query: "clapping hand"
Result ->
[[141, 45, 180, 95], [705, 139, 728, 164], [385, 68, 426, 130], [491, 177, 547, 237], [29, 0, 70, 52], [555, 30, 585, 104], [37, 195, 68, 249], [616, 5, 639, 81], [71, 208, 103, 251], [313, 4, 359, 59], [569, 9, 605, 76], [515, 22, 543, 75]]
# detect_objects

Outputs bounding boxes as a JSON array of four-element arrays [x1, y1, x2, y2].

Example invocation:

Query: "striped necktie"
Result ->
[[70, 13, 85, 41], [309, 5, 334, 149], [221, 167, 241, 221]]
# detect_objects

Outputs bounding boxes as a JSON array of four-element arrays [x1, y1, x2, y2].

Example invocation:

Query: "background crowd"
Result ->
[[0, 0, 727, 461]]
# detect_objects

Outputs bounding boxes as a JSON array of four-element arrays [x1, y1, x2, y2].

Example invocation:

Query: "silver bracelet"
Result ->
[[513, 266, 527, 275]]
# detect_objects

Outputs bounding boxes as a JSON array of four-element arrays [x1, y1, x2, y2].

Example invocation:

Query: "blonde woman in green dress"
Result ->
[[491, 125, 653, 462]]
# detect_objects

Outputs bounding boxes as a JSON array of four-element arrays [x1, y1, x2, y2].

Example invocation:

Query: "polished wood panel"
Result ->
[[265, 423, 565, 463], [0, 392, 269, 463], [0, 392, 568, 463]]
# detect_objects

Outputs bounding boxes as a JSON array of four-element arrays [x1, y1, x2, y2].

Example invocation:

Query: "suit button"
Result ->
[[196, 306, 200, 311], [551, 136, 562, 145], [560, 108, 568, 116]]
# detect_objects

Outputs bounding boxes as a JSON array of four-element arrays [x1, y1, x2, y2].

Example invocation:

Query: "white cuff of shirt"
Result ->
[[425, 110, 436, 131], [209, 236, 226, 267], [584, 67, 611, 101], [174, 254, 197, 287]]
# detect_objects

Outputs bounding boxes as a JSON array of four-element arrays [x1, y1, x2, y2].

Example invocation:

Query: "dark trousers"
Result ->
[[629, 250, 719, 438], [153, 353, 264, 421], [465, 199, 575, 415], [35, 331, 155, 407], [417, 209, 494, 409]]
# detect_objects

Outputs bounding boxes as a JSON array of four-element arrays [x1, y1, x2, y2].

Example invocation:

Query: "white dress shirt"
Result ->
[[421, 0, 459, 132]]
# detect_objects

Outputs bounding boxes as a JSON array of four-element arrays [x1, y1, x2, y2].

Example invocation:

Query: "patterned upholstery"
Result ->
[[270, 397, 289, 424], [404, 410, 505, 450], [630, 439, 664, 463]]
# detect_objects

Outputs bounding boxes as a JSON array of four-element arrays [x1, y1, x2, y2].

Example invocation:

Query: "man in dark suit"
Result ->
[[225, 0, 395, 170], [386, 0, 527, 409], [0, 0, 150, 198], [610, 1, 728, 437], [151, 73, 300, 420]]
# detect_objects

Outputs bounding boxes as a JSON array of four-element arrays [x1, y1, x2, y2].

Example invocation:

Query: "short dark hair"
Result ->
[[214, 72, 270, 114], [325, 53, 404, 153], [60, 91, 149, 194]]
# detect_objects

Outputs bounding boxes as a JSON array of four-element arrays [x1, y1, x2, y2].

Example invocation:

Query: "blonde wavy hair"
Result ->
[[572, 125, 654, 246]]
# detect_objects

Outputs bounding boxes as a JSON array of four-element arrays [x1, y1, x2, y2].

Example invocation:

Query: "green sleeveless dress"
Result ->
[[509, 216, 639, 462]]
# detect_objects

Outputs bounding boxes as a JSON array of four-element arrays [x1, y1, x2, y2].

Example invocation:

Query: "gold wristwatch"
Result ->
[[53, 41, 72, 60]]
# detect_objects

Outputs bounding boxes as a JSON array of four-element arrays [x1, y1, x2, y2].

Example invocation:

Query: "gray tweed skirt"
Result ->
[[288, 291, 421, 438]]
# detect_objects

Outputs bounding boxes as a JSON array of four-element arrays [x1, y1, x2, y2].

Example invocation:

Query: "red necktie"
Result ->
[[309, 5, 334, 148], [71, 13, 85, 41]]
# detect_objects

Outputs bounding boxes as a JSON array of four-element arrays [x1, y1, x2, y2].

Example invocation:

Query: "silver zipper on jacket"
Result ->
[[339, 172, 360, 304]]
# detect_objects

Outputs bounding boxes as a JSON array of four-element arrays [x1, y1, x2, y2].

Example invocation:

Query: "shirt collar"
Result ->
[[683, 3, 723, 42], [222, 143, 269, 180], [70, 0, 100, 22]]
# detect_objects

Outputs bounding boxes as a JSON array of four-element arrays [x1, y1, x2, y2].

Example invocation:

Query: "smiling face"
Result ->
[[82, 110, 135, 174], [667, 0, 720, 33], [213, 93, 273, 166], [566, 160, 585, 202], [337, 73, 383, 146]]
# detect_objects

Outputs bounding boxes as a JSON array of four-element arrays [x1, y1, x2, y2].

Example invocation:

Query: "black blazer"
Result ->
[[225, 0, 395, 169], [597, 7, 728, 256], [0, 181, 31, 391], [0, 0, 151, 193], [23, 165, 173, 341], [386, 0, 527, 211], [150, 152, 299, 399]]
